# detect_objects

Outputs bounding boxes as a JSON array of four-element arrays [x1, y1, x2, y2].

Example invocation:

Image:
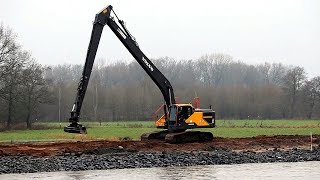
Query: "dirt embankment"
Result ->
[[0, 135, 319, 156]]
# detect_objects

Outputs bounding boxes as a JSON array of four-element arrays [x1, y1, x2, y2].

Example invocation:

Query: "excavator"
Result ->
[[64, 5, 215, 143]]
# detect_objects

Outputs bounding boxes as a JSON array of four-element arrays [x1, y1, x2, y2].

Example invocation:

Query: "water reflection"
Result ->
[[1, 161, 319, 180]]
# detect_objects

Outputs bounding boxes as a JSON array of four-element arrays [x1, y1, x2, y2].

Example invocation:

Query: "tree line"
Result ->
[[1, 24, 320, 129]]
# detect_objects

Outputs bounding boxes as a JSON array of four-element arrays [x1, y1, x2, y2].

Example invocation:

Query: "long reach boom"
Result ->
[[64, 5, 215, 144]]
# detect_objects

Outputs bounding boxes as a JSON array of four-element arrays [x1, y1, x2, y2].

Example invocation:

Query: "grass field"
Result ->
[[0, 120, 319, 142]]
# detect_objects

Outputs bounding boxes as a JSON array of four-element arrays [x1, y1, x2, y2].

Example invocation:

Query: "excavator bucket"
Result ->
[[64, 123, 87, 134]]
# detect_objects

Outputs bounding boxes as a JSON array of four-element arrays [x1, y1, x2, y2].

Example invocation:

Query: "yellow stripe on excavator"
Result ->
[[185, 112, 210, 126], [155, 112, 211, 128], [155, 114, 166, 127]]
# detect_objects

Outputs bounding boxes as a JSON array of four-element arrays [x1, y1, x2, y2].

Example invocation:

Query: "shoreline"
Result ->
[[0, 135, 319, 174], [1, 147, 320, 174]]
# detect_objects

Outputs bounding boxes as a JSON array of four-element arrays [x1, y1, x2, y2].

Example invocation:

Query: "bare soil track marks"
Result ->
[[0, 135, 319, 156]]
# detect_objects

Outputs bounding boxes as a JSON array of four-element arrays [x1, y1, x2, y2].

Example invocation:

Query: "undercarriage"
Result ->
[[141, 130, 213, 144]]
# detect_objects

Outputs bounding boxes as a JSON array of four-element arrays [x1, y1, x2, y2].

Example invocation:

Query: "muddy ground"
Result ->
[[0, 135, 319, 156]]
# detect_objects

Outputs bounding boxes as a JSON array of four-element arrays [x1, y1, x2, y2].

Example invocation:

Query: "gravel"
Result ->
[[0, 148, 319, 174]]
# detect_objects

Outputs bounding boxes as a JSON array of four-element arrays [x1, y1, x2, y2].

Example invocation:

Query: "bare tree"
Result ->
[[257, 62, 271, 84], [0, 24, 19, 93], [0, 24, 19, 66], [20, 60, 49, 128], [269, 63, 286, 86], [0, 51, 26, 128], [282, 66, 306, 118], [302, 76, 320, 119]]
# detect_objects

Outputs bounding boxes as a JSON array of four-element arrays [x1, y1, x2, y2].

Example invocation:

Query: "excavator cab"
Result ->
[[167, 105, 192, 128], [167, 105, 191, 132]]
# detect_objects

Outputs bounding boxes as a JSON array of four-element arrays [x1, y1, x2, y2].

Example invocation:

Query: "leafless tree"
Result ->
[[257, 62, 271, 84], [301, 76, 320, 119], [282, 66, 306, 118], [0, 51, 26, 128], [269, 63, 286, 86], [20, 60, 49, 128], [0, 24, 19, 66]]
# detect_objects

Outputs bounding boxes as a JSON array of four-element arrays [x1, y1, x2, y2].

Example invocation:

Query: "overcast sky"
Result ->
[[1, 0, 319, 77]]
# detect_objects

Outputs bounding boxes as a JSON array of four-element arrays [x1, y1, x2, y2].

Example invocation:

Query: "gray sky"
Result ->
[[1, 0, 319, 77]]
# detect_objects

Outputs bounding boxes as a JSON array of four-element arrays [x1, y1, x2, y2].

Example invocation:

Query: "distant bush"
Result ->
[[126, 123, 143, 128], [0, 123, 52, 132]]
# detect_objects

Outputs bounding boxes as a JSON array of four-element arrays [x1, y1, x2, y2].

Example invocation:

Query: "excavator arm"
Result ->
[[64, 5, 175, 133]]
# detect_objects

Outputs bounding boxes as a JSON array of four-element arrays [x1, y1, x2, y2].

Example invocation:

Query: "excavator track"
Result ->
[[165, 131, 213, 144], [141, 130, 213, 144]]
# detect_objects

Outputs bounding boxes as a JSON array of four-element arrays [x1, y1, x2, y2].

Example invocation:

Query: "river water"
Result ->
[[1, 161, 320, 180]]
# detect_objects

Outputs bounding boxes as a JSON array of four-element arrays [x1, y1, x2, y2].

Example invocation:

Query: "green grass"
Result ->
[[203, 127, 320, 138], [0, 127, 155, 142], [217, 119, 320, 128], [42, 121, 155, 129], [0, 120, 319, 142]]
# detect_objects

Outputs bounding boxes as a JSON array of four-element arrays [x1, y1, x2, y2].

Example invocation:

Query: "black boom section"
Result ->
[[68, 5, 175, 125], [106, 12, 176, 108], [68, 9, 108, 123]]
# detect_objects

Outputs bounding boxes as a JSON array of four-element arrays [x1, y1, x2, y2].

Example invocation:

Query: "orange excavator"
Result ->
[[64, 5, 215, 143]]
